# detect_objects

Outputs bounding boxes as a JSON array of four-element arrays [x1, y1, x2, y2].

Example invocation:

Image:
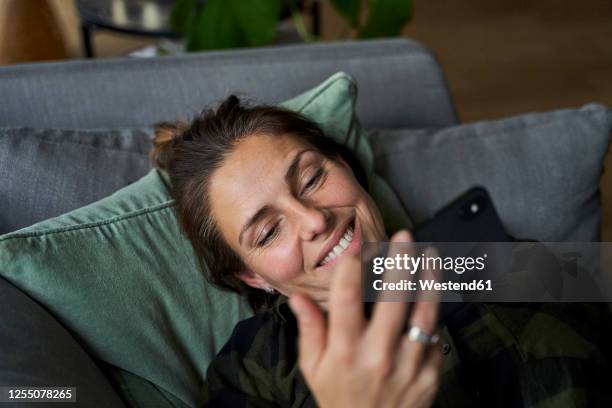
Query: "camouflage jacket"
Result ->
[[202, 299, 612, 407]]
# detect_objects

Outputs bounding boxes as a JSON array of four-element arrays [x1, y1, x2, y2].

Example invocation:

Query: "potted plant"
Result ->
[[170, 0, 414, 51]]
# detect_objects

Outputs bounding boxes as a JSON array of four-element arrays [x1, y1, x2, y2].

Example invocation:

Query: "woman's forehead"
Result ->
[[216, 133, 311, 186], [208, 134, 313, 236]]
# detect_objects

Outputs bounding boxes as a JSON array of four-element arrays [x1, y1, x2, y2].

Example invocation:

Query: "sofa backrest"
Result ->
[[0, 38, 457, 130]]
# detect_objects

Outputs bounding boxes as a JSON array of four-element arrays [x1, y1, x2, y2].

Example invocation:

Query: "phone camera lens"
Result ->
[[458, 196, 487, 219]]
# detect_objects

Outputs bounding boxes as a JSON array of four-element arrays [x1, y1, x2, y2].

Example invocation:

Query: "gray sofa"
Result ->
[[0, 39, 458, 407]]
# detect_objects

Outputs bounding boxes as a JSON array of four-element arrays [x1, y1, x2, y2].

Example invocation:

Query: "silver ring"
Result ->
[[407, 326, 439, 345]]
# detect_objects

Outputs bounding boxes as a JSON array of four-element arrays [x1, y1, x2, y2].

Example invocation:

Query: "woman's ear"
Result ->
[[236, 269, 269, 290]]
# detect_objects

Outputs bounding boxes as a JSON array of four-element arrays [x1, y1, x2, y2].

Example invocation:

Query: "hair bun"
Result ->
[[150, 121, 189, 171]]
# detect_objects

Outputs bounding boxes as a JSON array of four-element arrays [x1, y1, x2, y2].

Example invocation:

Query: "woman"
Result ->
[[151, 96, 611, 407]]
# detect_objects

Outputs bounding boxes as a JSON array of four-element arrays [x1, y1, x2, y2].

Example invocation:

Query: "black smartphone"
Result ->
[[364, 186, 512, 325], [413, 186, 512, 243]]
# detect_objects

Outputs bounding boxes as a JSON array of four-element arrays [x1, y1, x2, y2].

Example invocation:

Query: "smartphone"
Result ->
[[413, 186, 512, 243], [415, 187, 513, 324], [364, 186, 512, 325]]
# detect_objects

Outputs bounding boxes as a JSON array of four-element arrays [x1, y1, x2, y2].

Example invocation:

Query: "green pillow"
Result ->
[[0, 72, 409, 407], [1, 169, 245, 407]]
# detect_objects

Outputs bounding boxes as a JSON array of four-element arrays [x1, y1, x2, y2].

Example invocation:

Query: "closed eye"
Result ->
[[301, 168, 325, 195], [256, 223, 279, 247]]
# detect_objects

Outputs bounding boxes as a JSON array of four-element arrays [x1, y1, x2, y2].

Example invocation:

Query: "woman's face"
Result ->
[[209, 133, 387, 306]]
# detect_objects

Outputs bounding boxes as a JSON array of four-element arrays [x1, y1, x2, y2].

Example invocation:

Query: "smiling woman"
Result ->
[[150, 95, 378, 310], [150, 96, 612, 408]]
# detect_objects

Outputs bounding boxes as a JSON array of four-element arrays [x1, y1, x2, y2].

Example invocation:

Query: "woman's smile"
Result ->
[[315, 214, 361, 271]]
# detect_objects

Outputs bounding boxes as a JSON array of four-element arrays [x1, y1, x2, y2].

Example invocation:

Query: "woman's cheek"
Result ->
[[330, 165, 384, 235], [257, 244, 303, 283], [323, 170, 362, 203]]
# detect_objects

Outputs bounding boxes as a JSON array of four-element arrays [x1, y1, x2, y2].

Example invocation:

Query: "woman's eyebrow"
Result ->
[[238, 148, 313, 246], [285, 148, 313, 184]]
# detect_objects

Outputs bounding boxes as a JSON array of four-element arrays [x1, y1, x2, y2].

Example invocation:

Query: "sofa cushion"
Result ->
[[0, 127, 153, 234], [1, 169, 249, 408], [368, 103, 612, 241], [0, 72, 404, 408], [0, 276, 126, 407]]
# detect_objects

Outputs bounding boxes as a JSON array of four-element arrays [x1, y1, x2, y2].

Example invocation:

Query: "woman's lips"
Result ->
[[316, 216, 361, 271]]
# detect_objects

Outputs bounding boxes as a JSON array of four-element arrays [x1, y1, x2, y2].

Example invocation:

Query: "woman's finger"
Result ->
[[364, 230, 414, 356], [391, 247, 441, 384], [398, 347, 442, 407], [385, 325, 442, 408], [409, 247, 441, 337], [390, 301, 439, 386], [288, 293, 326, 380], [400, 345, 443, 408], [327, 253, 366, 354]]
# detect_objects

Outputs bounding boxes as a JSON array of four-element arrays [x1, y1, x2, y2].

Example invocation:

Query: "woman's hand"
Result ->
[[288, 230, 442, 408]]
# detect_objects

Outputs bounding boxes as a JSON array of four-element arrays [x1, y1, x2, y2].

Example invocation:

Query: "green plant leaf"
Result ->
[[170, 0, 198, 35], [358, 0, 413, 38], [183, 0, 281, 51], [329, 0, 362, 28], [233, 0, 282, 46], [185, 0, 243, 50]]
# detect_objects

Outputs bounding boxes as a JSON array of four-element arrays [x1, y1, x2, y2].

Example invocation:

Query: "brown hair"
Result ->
[[150, 95, 366, 311]]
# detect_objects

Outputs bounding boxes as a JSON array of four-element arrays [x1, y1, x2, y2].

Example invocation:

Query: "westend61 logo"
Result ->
[[372, 253, 488, 275], [363, 242, 612, 302]]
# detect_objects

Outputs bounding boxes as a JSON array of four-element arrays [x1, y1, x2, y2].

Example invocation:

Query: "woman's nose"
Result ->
[[295, 203, 328, 241]]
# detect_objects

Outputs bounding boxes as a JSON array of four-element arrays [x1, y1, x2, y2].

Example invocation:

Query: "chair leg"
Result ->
[[311, 0, 321, 37], [81, 23, 95, 58]]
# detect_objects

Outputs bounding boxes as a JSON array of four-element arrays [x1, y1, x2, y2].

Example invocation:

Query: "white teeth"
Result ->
[[319, 224, 354, 266]]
